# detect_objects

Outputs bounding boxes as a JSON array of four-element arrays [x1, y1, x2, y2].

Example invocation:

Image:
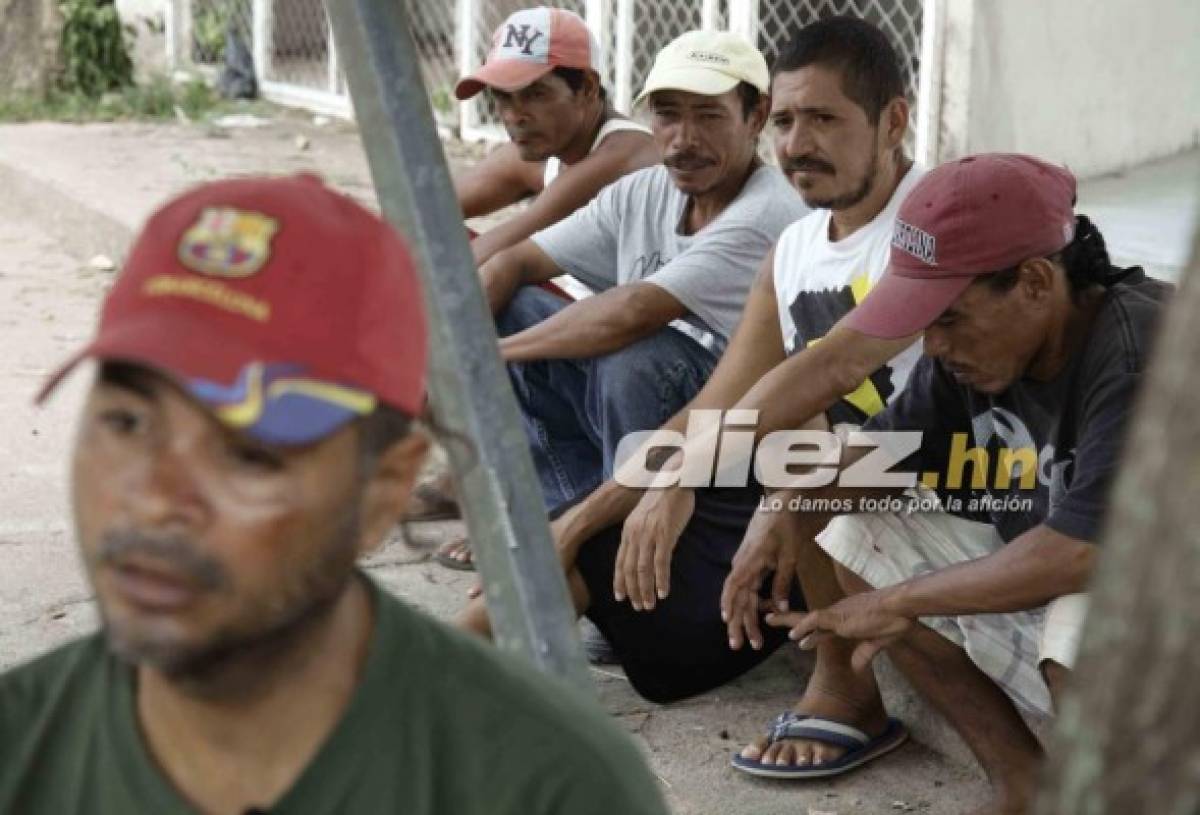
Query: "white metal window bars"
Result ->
[[167, 0, 941, 163]]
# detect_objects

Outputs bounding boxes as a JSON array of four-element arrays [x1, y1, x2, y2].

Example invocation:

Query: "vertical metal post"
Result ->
[[914, 0, 946, 168], [324, 0, 590, 687], [584, 0, 608, 89], [327, 15, 340, 94], [252, 0, 273, 87], [614, 0, 634, 113], [727, 0, 758, 44], [456, 0, 477, 136]]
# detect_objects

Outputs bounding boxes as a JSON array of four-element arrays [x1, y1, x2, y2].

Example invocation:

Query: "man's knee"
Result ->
[[833, 560, 871, 595], [495, 285, 567, 337], [590, 336, 709, 415]]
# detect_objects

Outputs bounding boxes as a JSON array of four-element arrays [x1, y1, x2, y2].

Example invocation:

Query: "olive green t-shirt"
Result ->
[[0, 575, 668, 815]]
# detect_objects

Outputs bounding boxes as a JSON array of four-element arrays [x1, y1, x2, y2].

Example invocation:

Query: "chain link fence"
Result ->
[[168, 1, 925, 144]]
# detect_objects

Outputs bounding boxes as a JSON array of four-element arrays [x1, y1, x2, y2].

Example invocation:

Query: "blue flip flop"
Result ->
[[731, 712, 909, 779]]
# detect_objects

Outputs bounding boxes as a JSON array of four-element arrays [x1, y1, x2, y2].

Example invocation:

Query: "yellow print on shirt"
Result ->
[[808, 270, 885, 417]]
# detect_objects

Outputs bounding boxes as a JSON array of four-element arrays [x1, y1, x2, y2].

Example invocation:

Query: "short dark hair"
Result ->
[[735, 81, 762, 119], [552, 66, 607, 101], [357, 404, 413, 472], [772, 15, 906, 124]]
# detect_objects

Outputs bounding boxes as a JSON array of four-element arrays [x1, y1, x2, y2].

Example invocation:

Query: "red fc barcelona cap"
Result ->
[[455, 7, 600, 100], [38, 173, 428, 445], [845, 153, 1078, 339]]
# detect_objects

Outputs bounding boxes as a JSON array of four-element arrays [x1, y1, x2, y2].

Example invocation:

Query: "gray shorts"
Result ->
[[816, 502, 1088, 717]]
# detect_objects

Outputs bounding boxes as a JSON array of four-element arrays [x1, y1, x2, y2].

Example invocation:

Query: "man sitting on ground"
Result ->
[[0, 175, 669, 815], [411, 6, 659, 532], [457, 17, 914, 705], [453, 6, 658, 266], [437, 29, 807, 570], [728, 153, 1168, 814]]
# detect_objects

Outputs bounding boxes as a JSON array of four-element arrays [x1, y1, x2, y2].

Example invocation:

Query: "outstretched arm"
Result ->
[[776, 523, 1095, 671], [479, 240, 565, 315], [498, 281, 687, 362], [471, 131, 658, 266], [455, 141, 542, 220], [552, 252, 790, 561]]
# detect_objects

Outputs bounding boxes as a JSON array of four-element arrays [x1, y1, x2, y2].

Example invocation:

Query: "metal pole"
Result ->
[[914, 0, 946, 168], [614, 0, 634, 113], [455, 0, 474, 138], [252, 0, 272, 87], [324, 0, 590, 687]]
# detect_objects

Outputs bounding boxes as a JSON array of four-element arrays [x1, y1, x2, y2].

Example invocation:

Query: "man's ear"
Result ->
[[750, 93, 771, 136], [579, 69, 601, 103], [881, 96, 909, 151], [1017, 258, 1058, 303], [356, 432, 430, 556]]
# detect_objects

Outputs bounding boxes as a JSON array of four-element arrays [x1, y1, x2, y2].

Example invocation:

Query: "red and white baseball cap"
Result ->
[[454, 7, 600, 100], [846, 153, 1078, 339], [38, 173, 428, 445]]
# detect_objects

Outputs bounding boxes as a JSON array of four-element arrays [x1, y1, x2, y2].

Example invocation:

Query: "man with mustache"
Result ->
[[438, 30, 806, 570], [0, 175, 669, 815], [453, 7, 658, 268], [737, 153, 1167, 814], [457, 17, 915, 707], [414, 6, 658, 549]]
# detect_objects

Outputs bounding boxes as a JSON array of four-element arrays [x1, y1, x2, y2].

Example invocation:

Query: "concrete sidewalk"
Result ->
[[8, 113, 1189, 813]]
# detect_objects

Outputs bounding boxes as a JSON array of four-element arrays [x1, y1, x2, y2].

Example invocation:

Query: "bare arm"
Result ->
[[777, 522, 1096, 671], [479, 240, 564, 315], [454, 142, 543, 220], [555, 251, 789, 557], [499, 281, 687, 362], [471, 131, 658, 266], [888, 524, 1095, 617]]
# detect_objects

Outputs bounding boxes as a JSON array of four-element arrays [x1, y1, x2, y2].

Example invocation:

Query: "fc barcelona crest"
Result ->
[[178, 208, 280, 278]]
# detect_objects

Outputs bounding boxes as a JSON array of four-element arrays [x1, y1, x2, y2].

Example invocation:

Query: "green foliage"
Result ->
[[0, 75, 263, 123], [192, 1, 231, 63], [58, 0, 135, 97]]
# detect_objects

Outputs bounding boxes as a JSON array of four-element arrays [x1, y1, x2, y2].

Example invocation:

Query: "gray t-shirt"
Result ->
[[532, 164, 808, 353]]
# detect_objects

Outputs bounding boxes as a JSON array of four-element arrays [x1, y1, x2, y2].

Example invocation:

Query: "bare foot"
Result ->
[[740, 672, 888, 768]]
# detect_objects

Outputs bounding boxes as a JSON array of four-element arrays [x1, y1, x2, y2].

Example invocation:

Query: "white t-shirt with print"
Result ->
[[772, 164, 926, 425]]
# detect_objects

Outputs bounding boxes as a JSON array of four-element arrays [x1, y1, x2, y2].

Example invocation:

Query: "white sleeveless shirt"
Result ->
[[542, 116, 652, 188]]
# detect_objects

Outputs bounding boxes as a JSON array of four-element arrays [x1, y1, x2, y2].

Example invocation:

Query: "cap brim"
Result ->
[[454, 61, 555, 100], [37, 309, 370, 446], [844, 271, 976, 340], [634, 68, 739, 106]]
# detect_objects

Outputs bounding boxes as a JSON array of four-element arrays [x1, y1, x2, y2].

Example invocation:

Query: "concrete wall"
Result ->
[[0, 0, 62, 95], [935, 0, 1200, 178]]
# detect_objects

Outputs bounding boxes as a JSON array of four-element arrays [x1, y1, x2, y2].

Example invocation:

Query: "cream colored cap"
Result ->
[[634, 29, 769, 106]]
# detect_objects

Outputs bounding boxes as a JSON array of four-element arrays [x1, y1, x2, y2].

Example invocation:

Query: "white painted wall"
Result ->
[[935, 0, 1200, 178], [116, 0, 165, 16]]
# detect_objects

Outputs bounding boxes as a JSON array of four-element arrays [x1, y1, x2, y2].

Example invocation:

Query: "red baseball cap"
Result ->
[[454, 7, 600, 100], [846, 153, 1078, 339], [39, 173, 427, 445]]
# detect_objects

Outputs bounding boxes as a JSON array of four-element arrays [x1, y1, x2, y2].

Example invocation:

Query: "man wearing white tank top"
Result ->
[[412, 8, 658, 548], [456, 19, 926, 717], [453, 8, 659, 268]]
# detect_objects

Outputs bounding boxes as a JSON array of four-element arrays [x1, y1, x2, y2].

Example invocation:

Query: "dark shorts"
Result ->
[[576, 486, 805, 703]]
